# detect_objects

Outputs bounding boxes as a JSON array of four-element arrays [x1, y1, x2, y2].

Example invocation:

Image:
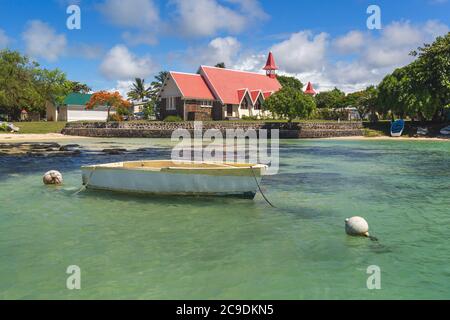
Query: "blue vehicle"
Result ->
[[391, 119, 405, 137]]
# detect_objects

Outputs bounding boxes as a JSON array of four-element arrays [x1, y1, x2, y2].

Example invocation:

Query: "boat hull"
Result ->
[[390, 120, 405, 137], [81, 161, 266, 198]]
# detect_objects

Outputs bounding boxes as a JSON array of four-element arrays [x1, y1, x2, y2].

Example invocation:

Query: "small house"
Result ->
[[46, 93, 113, 122]]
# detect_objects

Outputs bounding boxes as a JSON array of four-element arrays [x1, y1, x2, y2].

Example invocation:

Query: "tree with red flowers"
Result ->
[[86, 91, 130, 121]]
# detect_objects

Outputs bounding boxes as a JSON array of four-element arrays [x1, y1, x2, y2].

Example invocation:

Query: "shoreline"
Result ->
[[0, 133, 448, 143], [321, 136, 449, 142], [0, 133, 89, 142]]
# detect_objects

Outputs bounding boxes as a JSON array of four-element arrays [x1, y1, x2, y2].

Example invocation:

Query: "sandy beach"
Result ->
[[321, 136, 449, 142], [0, 133, 88, 142]]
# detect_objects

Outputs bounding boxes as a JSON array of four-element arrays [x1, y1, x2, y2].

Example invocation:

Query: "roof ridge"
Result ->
[[200, 65, 267, 76], [170, 71, 201, 76]]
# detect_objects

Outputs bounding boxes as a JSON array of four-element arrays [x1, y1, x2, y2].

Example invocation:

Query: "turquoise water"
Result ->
[[0, 138, 449, 299]]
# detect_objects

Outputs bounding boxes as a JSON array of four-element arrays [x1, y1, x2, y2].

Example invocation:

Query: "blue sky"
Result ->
[[0, 0, 449, 94]]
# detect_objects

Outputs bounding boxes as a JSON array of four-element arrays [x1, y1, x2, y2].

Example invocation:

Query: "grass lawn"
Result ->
[[0, 122, 67, 134]]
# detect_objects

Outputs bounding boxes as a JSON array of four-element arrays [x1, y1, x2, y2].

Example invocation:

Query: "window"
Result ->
[[254, 100, 261, 110], [240, 98, 249, 109], [201, 100, 212, 107], [166, 97, 176, 110]]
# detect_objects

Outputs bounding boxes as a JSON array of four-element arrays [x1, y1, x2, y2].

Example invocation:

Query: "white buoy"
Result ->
[[345, 216, 369, 237], [43, 170, 63, 185]]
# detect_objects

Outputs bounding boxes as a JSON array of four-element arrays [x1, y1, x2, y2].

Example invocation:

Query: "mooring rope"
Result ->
[[73, 167, 96, 195], [250, 166, 276, 208]]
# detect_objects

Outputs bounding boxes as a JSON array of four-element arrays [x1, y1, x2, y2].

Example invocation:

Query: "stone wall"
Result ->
[[62, 121, 363, 139]]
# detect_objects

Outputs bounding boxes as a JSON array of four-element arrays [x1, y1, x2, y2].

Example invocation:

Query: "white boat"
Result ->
[[417, 127, 429, 136], [81, 160, 268, 198], [440, 125, 450, 136]]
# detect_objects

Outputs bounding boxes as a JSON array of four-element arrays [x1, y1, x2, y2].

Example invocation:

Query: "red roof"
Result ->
[[170, 72, 215, 100], [237, 89, 248, 104], [250, 90, 262, 103], [263, 52, 278, 70], [304, 82, 316, 95], [263, 91, 273, 99], [199, 66, 282, 105]]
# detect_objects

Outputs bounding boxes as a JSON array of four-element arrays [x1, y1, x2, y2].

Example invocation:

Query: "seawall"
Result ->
[[62, 121, 364, 139]]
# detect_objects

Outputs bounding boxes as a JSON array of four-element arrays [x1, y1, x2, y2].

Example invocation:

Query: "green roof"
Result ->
[[63, 93, 92, 106]]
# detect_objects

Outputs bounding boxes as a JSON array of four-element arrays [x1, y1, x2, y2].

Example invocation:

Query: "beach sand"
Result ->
[[321, 136, 449, 141], [0, 133, 88, 142]]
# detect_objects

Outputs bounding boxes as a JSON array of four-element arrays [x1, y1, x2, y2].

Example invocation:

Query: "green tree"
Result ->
[[143, 100, 155, 119], [150, 71, 168, 100], [0, 50, 39, 118], [315, 87, 345, 109], [377, 67, 423, 120], [68, 81, 91, 94], [277, 75, 304, 91], [344, 86, 379, 121], [34, 68, 71, 106], [410, 32, 450, 120], [0, 49, 91, 119], [215, 62, 226, 68], [264, 87, 316, 121], [127, 78, 150, 102], [149, 71, 168, 119]]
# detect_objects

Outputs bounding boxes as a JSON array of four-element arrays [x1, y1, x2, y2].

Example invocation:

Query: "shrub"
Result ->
[[241, 115, 259, 121], [0, 123, 9, 131], [163, 115, 183, 122], [309, 108, 347, 120], [108, 113, 124, 122]]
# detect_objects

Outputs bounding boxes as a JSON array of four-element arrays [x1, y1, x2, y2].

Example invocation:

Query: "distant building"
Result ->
[[46, 93, 113, 122], [157, 52, 282, 121], [304, 82, 316, 96]]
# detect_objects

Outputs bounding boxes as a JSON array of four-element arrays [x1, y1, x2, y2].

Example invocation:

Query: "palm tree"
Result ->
[[149, 71, 168, 100], [127, 78, 150, 102]]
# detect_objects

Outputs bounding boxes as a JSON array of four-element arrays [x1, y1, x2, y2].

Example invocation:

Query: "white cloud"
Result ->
[[226, 0, 269, 20], [270, 31, 329, 73], [71, 44, 104, 59], [98, 0, 160, 45], [232, 53, 266, 72], [170, 0, 268, 37], [108, 80, 134, 97], [230, 20, 448, 93], [333, 30, 365, 54], [300, 20, 448, 92], [0, 28, 10, 48], [22, 20, 67, 62], [100, 45, 156, 80], [379, 21, 424, 48], [363, 20, 448, 69], [98, 0, 159, 28], [122, 31, 157, 46], [200, 37, 241, 66], [423, 20, 449, 39]]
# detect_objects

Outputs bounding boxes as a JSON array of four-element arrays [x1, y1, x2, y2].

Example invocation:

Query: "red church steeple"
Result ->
[[304, 82, 316, 95], [263, 52, 278, 78]]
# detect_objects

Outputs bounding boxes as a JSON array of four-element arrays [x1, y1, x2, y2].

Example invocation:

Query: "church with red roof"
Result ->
[[157, 52, 283, 121]]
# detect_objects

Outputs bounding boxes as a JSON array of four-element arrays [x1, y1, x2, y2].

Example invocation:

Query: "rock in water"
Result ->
[[345, 216, 369, 237], [43, 170, 63, 185]]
